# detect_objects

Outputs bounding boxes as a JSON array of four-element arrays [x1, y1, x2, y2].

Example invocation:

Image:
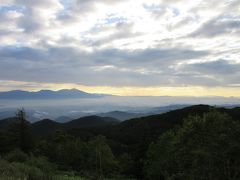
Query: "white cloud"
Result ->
[[0, 0, 239, 89]]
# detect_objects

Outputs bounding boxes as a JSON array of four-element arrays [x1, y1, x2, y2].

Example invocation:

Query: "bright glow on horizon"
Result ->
[[0, 0, 239, 97], [0, 80, 240, 97]]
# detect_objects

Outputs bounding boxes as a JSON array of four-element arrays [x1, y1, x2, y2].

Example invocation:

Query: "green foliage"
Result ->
[[0, 156, 88, 180], [35, 132, 119, 178], [145, 131, 178, 180], [26, 155, 56, 175], [87, 136, 119, 177], [16, 108, 33, 153], [1, 106, 240, 179], [118, 153, 135, 177], [0, 132, 16, 153], [3, 109, 34, 154], [52, 176, 87, 180], [145, 111, 240, 180], [5, 149, 28, 163], [0, 159, 48, 180], [0, 148, 56, 179]]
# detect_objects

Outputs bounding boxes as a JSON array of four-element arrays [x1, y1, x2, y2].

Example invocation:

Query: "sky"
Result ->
[[0, 0, 240, 96]]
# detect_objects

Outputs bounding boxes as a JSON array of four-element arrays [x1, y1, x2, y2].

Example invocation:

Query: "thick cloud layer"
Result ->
[[0, 0, 239, 89]]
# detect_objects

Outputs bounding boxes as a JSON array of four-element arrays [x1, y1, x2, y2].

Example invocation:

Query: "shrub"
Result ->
[[5, 149, 28, 163], [0, 159, 43, 179], [26, 155, 56, 175], [1, 153, 55, 179]]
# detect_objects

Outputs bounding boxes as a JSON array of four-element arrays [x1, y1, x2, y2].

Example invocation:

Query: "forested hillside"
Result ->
[[0, 105, 239, 179]]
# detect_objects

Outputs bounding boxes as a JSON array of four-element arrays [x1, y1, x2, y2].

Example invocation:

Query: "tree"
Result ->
[[8, 108, 33, 153], [145, 111, 240, 180], [17, 109, 27, 152], [144, 131, 178, 180], [88, 136, 119, 178]]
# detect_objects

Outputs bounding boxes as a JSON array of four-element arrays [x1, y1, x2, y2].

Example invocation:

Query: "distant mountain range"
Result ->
[[32, 115, 119, 137], [1, 105, 239, 139], [0, 89, 106, 99], [97, 111, 145, 121], [0, 103, 190, 122], [0, 115, 120, 137], [96, 105, 201, 121], [1, 104, 239, 123]]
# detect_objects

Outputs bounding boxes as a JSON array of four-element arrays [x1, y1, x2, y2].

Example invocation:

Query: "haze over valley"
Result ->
[[0, 89, 239, 122], [0, 0, 240, 179]]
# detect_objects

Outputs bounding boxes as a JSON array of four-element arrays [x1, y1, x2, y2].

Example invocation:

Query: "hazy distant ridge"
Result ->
[[0, 89, 105, 99]]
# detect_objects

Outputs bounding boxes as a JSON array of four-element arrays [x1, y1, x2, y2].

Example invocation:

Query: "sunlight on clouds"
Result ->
[[0, 0, 239, 96], [0, 80, 240, 97]]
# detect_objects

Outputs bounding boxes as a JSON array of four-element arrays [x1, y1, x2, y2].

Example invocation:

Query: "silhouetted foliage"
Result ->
[[35, 132, 119, 179], [7, 109, 33, 153], [0, 109, 33, 155], [145, 111, 240, 180], [0, 105, 240, 179]]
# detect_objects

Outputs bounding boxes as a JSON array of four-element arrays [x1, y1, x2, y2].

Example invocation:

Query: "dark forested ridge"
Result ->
[[101, 104, 240, 144], [2, 104, 237, 138], [0, 117, 18, 131], [32, 116, 120, 137], [97, 111, 145, 121], [0, 104, 240, 179], [53, 104, 240, 145]]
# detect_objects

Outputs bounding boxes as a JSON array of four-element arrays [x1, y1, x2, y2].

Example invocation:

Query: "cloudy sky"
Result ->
[[0, 0, 240, 96]]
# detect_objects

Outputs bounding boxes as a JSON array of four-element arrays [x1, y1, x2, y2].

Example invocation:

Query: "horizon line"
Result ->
[[0, 88, 240, 98]]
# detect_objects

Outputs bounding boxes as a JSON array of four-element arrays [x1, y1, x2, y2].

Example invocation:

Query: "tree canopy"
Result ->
[[145, 111, 240, 180]]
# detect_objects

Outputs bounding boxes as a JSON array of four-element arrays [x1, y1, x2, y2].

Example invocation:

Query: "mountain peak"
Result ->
[[0, 89, 105, 99]]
